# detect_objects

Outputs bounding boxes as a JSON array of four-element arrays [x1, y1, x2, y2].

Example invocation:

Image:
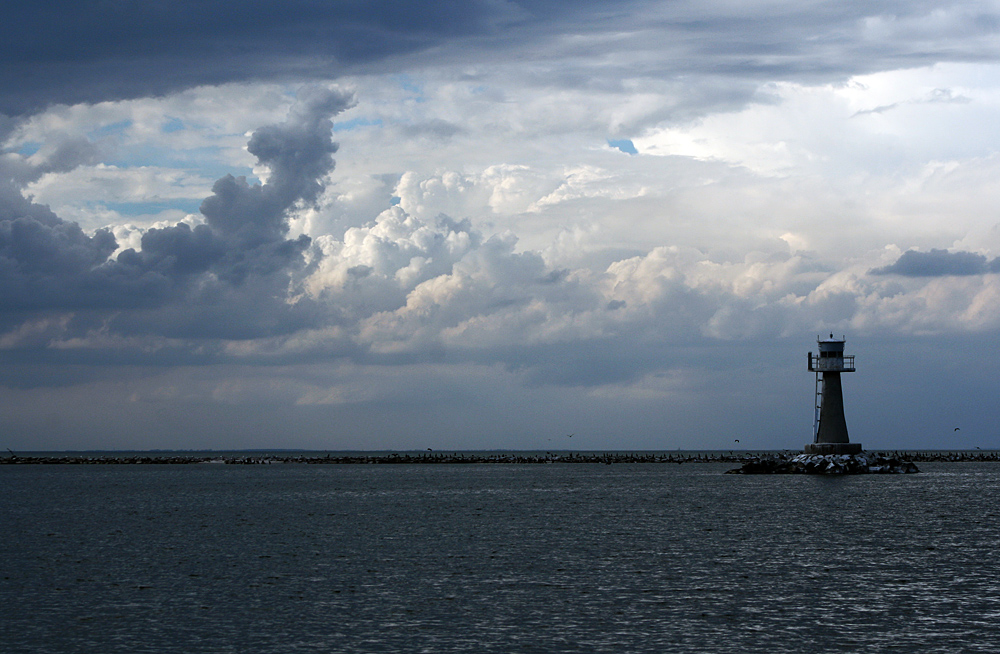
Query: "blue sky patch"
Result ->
[[162, 117, 185, 133], [102, 198, 204, 217], [608, 139, 638, 155], [89, 120, 133, 139], [333, 117, 384, 132], [395, 74, 426, 102], [109, 144, 257, 183], [17, 142, 42, 157]]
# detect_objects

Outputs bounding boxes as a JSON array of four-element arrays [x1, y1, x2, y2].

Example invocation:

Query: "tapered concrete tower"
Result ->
[[805, 335, 862, 455]]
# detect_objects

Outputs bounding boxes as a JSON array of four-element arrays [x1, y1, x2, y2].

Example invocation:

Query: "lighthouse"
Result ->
[[805, 335, 862, 455]]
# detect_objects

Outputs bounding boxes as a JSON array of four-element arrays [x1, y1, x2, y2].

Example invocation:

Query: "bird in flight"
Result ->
[[566, 433, 574, 438]]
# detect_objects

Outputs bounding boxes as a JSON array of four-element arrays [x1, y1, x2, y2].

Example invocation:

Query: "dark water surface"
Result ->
[[3, 462, 999, 652]]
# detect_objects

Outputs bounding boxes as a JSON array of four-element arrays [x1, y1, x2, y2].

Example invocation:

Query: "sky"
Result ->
[[3, 0, 1000, 451]]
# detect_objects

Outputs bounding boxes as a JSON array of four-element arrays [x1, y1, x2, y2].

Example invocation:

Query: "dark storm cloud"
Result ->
[[4, 1, 999, 116], [0, 88, 352, 338], [0, 0, 599, 116], [200, 88, 349, 254], [872, 248, 1000, 277]]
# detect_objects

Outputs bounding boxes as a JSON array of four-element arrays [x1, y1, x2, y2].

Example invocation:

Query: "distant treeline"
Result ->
[[3, 450, 1000, 465]]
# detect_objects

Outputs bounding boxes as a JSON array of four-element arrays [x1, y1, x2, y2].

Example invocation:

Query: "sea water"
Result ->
[[2, 461, 999, 653]]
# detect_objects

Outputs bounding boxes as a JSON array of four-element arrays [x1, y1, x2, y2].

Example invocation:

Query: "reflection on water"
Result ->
[[2, 462, 999, 653]]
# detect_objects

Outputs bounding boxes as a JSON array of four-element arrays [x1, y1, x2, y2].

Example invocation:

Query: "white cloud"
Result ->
[[636, 63, 1000, 176], [25, 164, 211, 229]]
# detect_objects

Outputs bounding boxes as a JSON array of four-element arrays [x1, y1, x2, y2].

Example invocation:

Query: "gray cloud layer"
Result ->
[[3, 1, 999, 116], [872, 248, 1000, 277], [0, 0, 599, 115]]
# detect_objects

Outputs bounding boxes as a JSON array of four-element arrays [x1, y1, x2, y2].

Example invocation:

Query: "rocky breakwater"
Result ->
[[727, 453, 919, 475]]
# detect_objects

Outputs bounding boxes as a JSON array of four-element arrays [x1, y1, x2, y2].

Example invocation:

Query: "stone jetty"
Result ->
[[1, 450, 995, 466], [1, 451, 738, 465]]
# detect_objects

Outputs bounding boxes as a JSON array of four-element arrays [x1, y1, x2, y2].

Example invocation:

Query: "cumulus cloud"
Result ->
[[199, 87, 354, 258], [7, 75, 1000, 385], [0, 87, 353, 341], [285, 216, 840, 381], [290, 217, 1000, 381]]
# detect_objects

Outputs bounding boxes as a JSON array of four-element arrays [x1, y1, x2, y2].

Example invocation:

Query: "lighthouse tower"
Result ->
[[805, 335, 862, 455]]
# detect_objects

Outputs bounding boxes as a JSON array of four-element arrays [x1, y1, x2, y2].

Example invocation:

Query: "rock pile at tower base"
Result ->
[[727, 453, 919, 475]]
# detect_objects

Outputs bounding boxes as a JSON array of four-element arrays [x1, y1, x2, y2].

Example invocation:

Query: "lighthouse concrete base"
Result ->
[[804, 442, 862, 455]]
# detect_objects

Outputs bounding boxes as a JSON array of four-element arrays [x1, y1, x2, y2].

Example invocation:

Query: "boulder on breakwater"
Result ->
[[727, 453, 919, 475]]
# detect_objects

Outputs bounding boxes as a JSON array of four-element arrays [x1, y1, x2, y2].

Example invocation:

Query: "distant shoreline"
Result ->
[[2, 450, 998, 465]]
